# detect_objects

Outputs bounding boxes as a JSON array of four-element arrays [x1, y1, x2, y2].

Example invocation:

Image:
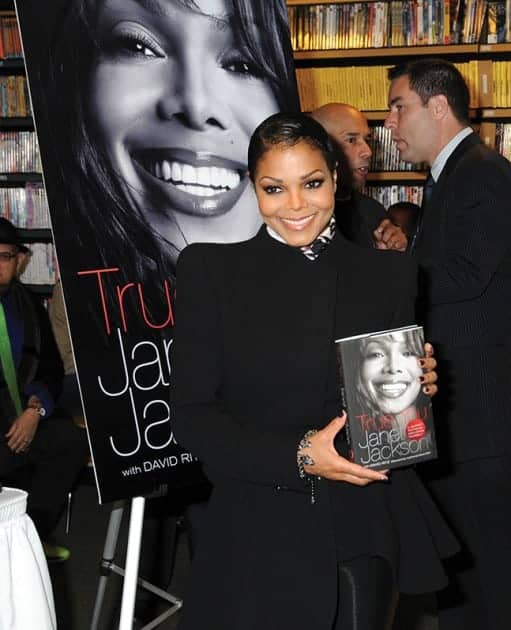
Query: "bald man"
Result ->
[[311, 103, 407, 251]]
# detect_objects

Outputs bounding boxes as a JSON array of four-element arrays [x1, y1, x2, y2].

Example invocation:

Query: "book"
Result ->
[[334, 325, 437, 470]]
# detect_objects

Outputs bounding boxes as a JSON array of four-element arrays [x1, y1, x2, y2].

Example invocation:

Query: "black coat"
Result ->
[[335, 190, 386, 248], [171, 228, 457, 630], [415, 133, 511, 463]]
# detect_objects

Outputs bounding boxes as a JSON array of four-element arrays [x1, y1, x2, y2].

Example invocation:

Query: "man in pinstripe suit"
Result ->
[[386, 58, 511, 630]]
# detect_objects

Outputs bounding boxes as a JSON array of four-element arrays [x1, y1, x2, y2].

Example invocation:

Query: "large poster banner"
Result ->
[[15, 0, 299, 502]]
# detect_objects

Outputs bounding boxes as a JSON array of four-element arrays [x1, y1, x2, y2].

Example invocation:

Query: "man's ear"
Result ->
[[429, 94, 449, 119]]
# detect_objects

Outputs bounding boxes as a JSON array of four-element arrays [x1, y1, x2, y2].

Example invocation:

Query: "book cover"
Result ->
[[335, 325, 437, 470]]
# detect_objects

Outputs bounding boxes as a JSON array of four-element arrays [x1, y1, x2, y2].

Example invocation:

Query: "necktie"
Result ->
[[409, 172, 434, 253], [421, 172, 435, 208], [0, 301, 22, 416]]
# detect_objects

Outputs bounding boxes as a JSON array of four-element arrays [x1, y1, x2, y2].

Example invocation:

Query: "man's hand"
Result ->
[[373, 218, 408, 251], [6, 408, 40, 453]]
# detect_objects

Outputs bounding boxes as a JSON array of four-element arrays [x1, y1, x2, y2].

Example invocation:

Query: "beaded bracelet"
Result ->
[[297, 429, 319, 504]]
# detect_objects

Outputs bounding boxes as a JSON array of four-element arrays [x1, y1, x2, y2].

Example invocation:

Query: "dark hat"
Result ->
[[0, 217, 30, 253]]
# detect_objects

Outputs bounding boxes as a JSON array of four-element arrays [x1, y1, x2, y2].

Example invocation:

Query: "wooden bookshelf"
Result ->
[[479, 44, 511, 54], [0, 116, 33, 128], [294, 44, 479, 61], [366, 172, 427, 183], [288, 0, 371, 4], [479, 108, 511, 119], [0, 172, 42, 182], [19, 228, 52, 242]]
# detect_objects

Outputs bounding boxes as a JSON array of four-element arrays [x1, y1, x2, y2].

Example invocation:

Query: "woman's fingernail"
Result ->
[[423, 385, 431, 394], [418, 375, 426, 383], [418, 359, 426, 367]]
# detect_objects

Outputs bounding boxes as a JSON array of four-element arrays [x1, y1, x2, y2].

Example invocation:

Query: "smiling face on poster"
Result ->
[[16, 0, 299, 502], [89, 0, 281, 262]]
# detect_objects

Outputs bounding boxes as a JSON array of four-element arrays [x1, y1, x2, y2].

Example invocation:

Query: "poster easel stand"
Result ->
[[90, 496, 183, 630]]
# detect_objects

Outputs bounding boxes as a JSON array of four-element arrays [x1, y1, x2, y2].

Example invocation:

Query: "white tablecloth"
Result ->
[[0, 487, 56, 630]]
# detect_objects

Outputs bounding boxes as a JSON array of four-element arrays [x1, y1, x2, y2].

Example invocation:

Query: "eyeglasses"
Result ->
[[0, 252, 18, 262]]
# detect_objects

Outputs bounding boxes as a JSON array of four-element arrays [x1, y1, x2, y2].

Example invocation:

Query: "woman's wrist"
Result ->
[[297, 429, 319, 504]]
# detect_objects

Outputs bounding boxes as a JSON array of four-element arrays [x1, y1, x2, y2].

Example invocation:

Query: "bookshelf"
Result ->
[[288, 0, 511, 206], [0, 4, 54, 295]]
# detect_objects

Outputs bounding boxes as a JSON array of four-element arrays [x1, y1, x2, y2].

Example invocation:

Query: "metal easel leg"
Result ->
[[90, 495, 183, 630], [90, 500, 125, 630]]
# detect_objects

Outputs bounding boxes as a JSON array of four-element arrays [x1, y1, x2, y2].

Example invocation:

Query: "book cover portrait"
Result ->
[[336, 325, 437, 470]]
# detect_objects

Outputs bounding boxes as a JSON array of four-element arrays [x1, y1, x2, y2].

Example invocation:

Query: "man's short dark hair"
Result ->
[[388, 59, 470, 125]]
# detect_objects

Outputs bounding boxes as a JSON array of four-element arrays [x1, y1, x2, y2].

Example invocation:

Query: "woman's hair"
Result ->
[[248, 112, 338, 180], [27, 0, 298, 338], [347, 330, 424, 418]]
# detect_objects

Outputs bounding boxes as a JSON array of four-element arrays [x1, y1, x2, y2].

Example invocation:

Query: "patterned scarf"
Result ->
[[299, 215, 336, 260]]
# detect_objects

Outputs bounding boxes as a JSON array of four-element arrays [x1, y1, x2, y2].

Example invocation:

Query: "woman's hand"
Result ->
[[300, 414, 388, 486], [419, 342, 438, 397], [5, 408, 40, 453]]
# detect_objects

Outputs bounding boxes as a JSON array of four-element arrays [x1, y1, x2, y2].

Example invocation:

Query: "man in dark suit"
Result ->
[[311, 102, 407, 250], [385, 58, 511, 630]]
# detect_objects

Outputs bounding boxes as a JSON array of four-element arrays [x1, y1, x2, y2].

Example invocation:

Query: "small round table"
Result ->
[[0, 487, 56, 629]]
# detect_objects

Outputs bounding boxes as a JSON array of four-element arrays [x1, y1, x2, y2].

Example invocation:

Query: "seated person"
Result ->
[[49, 279, 84, 425], [0, 218, 88, 562]]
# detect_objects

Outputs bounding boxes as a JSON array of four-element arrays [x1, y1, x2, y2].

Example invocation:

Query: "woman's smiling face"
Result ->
[[360, 332, 422, 415], [89, 0, 279, 254]]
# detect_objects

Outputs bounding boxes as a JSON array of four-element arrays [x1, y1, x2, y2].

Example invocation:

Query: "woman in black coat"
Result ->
[[171, 113, 457, 630]]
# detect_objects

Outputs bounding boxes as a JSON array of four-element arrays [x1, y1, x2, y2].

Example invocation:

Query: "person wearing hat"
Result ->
[[0, 217, 87, 562]]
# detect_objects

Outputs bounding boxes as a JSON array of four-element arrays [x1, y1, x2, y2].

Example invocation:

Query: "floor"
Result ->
[[47, 483, 438, 630]]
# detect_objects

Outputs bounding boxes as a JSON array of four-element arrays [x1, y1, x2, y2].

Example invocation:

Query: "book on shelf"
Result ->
[[364, 184, 424, 208], [295, 60, 480, 111], [0, 130, 42, 172], [495, 122, 511, 158], [0, 13, 23, 59], [371, 125, 428, 171], [288, 0, 487, 51], [334, 325, 437, 470], [0, 183, 51, 228], [0, 75, 31, 117], [20, 242, 56, 285]]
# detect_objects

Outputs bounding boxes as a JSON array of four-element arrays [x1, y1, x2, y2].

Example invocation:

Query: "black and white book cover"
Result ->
[[335, 325, 437, 470]]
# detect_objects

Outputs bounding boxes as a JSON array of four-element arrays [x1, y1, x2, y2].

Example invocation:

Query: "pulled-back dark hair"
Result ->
[[388, 59, 470, 125], [248, 112, 338, 180]]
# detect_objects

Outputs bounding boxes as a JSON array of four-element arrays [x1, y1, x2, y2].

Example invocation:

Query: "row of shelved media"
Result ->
[[20, 242, 56, 285], [0, 13, 22, 59], [0, 131, 42, 172], [0, 183, 50, 228], [0, 75, 31, 117], [296, 59, 511, 110], [494, 122, 511, 157], [370, 126, 427, 170], [365, 184, 424, 207], [288, 0, 509, 50]]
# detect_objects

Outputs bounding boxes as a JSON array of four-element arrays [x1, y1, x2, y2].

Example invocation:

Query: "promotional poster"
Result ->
[[15, 0, 299, 502], [335, 325, 437, 470]]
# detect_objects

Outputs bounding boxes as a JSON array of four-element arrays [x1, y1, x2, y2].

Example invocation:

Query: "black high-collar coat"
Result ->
[[171, 227, 457, 630]]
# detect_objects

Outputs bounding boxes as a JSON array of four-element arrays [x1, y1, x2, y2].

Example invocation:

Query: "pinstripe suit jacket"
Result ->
[[415, 132, 511, 462]]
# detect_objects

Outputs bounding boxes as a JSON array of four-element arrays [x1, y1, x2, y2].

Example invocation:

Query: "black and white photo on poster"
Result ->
[[14, 0, 300, 502]]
